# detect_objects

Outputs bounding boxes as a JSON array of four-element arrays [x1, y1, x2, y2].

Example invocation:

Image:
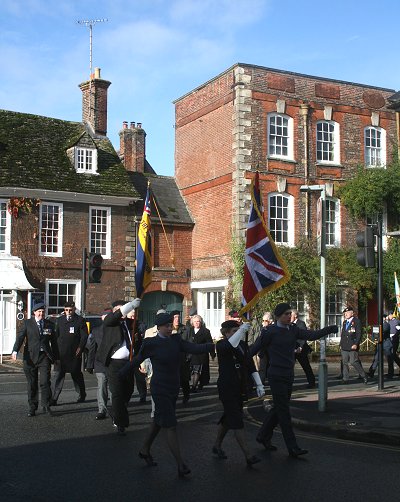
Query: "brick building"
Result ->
[[174, 63, 398, 333]]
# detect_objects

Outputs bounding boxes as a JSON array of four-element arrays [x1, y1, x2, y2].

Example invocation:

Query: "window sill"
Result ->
[[316, 162, 342, 168], [267, 157, 297, 164]]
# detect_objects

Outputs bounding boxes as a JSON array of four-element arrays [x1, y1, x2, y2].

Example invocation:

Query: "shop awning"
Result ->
[[0, 256, 35, 290]]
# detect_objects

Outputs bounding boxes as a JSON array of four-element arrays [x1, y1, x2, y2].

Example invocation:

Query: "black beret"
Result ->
[[221, 320, 240, 329], [155, 313, 173, 326], [170, 310, 180, 317], [274, 302, 292, 317], [111, 300, 126, 308]]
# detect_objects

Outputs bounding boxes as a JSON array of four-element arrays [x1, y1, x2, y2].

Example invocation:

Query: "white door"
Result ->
[[1, 292, 16, 355]]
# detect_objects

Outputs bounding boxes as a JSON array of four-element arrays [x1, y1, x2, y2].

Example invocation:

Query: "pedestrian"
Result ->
[[188, 314, 215, 393], [86, 309, 112, 420], [212, 320, 264, 467], [256, 312, 273, 384], [387, 311, 400, 377], [368, 314, 392, 379], [12, 302, 59, 416], [291, 310, 316, 388], [51, 301, 88, 405], [123, 312, 214, 477], [249, 302, 338, 457], [339, 306, 368, 385], [96, 298, 141, 435], [126, 309, 148, 403], [170, 310, 191, 404]]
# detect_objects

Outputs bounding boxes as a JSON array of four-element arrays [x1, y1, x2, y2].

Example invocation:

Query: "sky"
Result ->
[[1, 0, 400, 176]]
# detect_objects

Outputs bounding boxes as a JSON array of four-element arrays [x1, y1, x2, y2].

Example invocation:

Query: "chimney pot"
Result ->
[[94, 67, 101, 79]]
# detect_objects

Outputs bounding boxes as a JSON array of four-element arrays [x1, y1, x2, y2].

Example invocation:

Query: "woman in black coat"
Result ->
[[189, 315, 215, 391], [212, 320, 265, 466]]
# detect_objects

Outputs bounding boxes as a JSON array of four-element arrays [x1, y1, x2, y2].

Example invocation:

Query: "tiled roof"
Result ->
[[0, 110, 138, 198], [128, 172, 193, 225]]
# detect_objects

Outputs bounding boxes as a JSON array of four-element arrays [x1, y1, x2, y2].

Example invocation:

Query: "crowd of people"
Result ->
[[12, 298, 399, 476]]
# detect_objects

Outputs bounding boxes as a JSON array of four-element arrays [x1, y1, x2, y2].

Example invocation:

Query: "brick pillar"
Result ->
[[79, 67, 111, 136]]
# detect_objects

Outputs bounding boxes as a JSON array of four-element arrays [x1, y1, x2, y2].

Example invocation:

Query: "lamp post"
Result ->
[[300, 184, 327, 412]]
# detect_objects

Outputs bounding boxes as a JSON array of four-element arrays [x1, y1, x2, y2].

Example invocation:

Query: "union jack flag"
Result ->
[[239, 172, 290, 317]]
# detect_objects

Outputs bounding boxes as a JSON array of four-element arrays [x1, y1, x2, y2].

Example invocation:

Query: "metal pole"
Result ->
[[82, 248, 87, 315], [318, 187, 328, 412], [377, 218, 384, 390]]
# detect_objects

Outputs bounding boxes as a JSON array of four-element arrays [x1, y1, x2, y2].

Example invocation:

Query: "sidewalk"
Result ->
[[247, 362, 400, 447], [0, 357, 23, 374]]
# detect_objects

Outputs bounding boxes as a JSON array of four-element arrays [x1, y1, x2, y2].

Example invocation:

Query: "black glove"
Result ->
[[86, 368, 93, 374], [326, 325, 338, 334]]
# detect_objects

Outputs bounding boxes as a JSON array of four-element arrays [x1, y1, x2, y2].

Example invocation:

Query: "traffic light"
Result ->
[[88, 253, 103, 283], [356, 227, 375, 268]]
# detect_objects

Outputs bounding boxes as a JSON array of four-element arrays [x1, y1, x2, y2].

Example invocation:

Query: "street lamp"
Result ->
[[300, 184, 327, 412]]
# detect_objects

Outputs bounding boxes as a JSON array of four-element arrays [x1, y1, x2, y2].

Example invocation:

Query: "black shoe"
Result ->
[[138, 451, 157, 467], [367, 370, 375, 378], [246, 455, 261, 466], [95, 411, 107, 420], [178, 464, 191, 477], [76, 396, 86, 403], [256, 437, 277, 451], [27, 410, 36, 417], [339, 380, 349, 385], [117, 426, 126, 436], [288, 447, 308, 458], [385, 374, 394, 380], [212, 446, 227, 459]]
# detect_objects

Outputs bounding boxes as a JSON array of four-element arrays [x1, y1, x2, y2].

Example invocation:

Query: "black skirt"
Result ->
[[152, 393, 178, 428]]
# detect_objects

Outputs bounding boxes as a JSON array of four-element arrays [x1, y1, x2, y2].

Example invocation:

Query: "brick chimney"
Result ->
[[79, 67, 111, 136], [119, 121, 146, 172]]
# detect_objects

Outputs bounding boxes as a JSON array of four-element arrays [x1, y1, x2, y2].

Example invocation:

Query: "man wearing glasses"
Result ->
[[51, 301, 88, 405]]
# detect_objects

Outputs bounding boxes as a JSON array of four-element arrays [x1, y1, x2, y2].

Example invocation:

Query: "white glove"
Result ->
[[228, 322, 250, 347], [251, 371, 265, 397], [120, 298, 141, 316]]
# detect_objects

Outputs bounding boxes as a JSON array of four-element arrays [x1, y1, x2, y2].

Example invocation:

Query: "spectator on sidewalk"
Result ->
[[339, 306, 368, 385], [387, 311, 400, 377], [368, 314, 393, 379]]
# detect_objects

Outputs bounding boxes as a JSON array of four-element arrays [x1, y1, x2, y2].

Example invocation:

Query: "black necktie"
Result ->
[[122, 322, 131, 349]]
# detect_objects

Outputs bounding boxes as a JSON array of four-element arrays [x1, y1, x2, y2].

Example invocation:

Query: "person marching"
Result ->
[[121, 312, 214, 477], [12, 302, 59, 416], [339, 306, 368, 385], [250, 302, 338, 458], [212, 320, 264, 467]]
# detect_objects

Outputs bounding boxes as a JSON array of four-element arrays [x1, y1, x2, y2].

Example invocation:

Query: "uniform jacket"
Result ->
[[13, 318, 59, 364], [96, 310, 127, 367], [340, 316, 362, 351], [55, 313, 88, 372], [87, 324, 107, 373]]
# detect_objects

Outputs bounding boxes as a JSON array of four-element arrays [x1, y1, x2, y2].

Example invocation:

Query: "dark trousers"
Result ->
[[52, 366, 86, 402], [23, 353, 52, 410], [134, 367, 147, 400], [180, 360, 190, 399], [295, 350, 315, 385], [107, 359, 135, 427], [257, 374, 297, 451]]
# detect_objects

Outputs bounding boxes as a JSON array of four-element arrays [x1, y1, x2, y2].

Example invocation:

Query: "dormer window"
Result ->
[[75, 147, 98, 174]]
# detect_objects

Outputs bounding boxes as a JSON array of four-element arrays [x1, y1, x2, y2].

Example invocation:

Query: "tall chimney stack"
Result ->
[[119, 121, 146, 173], [79, 67, 111, 136]]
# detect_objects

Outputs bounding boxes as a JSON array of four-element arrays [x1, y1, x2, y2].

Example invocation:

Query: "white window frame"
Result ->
[[267, 113, 294, 160], [316, 120, 340, 164], [191, 279, 227, 340], [365, 126, 386, 168], [46, 279, 81, 316], [268, 192, 294, 247], [74, 146, 98, 174], [0, 199, 11, 254], [324, 197, 341, 247], [39, 202, 63, 257], [326, 289, 344, 341], [89, 206, 111, 259]]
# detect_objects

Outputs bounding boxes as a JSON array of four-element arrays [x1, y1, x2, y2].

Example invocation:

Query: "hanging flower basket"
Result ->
[[7, 197, 40, 219]]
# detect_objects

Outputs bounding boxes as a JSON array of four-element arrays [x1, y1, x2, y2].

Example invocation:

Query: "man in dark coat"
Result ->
[[12, 302, 59, 416], [291, 310, 316, 388], [51, 301, 88, 404], [96, 297, 141, 435], [339, 306, 368, 384]]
